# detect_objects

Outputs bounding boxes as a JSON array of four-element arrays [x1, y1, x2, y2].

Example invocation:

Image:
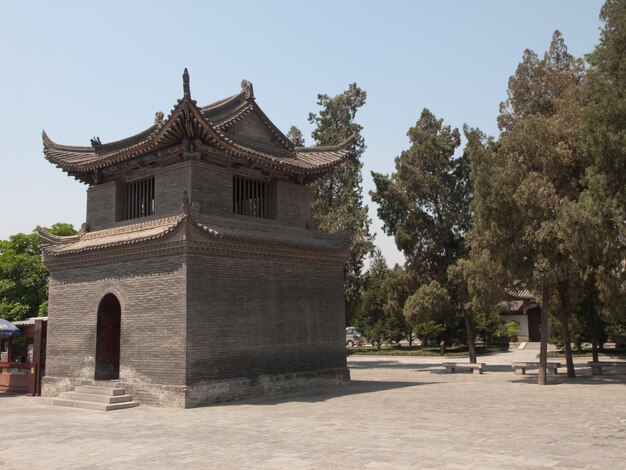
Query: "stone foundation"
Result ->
[[185, 367, 351, 407], [43, 367, 350, 408]]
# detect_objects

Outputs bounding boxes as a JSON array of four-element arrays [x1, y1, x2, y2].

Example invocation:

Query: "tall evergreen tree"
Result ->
[[307, 84, 374, 321], [557, 0, 626, 360], [469, 31, 586, 381], [356, 249, 394, 349], [371, 109, 470, 281], [382, 265, 418, 346], [371, 109, 478, 358]]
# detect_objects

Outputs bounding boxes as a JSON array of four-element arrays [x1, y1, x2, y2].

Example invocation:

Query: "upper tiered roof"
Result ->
[[43, 69, 353, 184]]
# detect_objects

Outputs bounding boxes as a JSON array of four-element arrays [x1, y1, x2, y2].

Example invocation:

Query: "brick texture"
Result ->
[[186, 254, 346, 384], [86, 182, 117, 230]]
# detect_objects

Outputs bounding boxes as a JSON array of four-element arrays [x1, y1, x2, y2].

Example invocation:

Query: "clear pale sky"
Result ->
[[0, 0, 604, 267]]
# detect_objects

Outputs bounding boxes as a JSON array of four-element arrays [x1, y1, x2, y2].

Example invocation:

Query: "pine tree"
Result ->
[[307, 84, 374, 321], [469, 31, 586, 381]]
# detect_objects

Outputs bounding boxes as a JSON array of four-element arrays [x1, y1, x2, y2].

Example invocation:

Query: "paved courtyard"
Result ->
[[2, 348, 625, 469]]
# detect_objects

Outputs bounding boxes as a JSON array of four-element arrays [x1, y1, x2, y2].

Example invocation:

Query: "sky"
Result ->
[[0, 0, 605, 267]]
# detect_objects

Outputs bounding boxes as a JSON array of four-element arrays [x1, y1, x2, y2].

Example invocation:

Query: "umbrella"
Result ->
[[0, 318, 22, 337]]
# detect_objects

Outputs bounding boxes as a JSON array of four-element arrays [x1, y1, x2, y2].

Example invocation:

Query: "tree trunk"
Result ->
[[464, 312, 477, 363], [591, 332, 599, 363], [538, 284, 549, 385], [585, 283, 600, 363], [558, 283, 576, 378]]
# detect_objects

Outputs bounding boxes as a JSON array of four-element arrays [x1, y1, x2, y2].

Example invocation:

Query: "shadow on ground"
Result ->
[[348, 360, 442, 370], [215, 379, 436, 407], [508, 370, 626, 386]]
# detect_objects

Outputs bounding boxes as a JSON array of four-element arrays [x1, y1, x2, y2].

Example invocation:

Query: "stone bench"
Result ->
[[511, 362, 560, 375], [588, 361, 626, 375], [442, 362, 485, 374]]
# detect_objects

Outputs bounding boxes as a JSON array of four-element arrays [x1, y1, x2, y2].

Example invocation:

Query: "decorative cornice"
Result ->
[[43, 237, 349, 271], [39, 191, 351, 269]]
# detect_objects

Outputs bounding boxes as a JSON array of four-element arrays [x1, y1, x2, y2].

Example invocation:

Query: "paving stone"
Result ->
[[2, 349, 625, 469]]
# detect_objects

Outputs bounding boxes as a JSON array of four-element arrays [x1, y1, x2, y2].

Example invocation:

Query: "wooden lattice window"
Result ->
[[124, 177, 155, 220], [233, 175, 270, 218]]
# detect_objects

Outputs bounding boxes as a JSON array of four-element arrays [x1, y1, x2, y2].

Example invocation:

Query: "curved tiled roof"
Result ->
[[43, 71, 353, 184], [38, 213, 351, 257], [37, 216, 186, 255]]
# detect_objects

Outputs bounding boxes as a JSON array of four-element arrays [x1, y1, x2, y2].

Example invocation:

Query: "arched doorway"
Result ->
[[95, 293, 121, 380]]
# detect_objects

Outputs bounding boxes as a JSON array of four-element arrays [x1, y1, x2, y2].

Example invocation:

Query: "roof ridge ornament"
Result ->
[[154, 111, 164, 125], [241, 79, 254, 100], [183, 68, 191, 99], [90, 136, 102, 151]]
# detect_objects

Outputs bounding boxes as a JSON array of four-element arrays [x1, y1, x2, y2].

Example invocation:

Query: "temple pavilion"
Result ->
[[38, 70, 352, 407]]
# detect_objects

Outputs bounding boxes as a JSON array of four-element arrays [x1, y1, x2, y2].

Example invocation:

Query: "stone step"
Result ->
[[74, 385, 126, 396], [50, 398, 140, 412], [58, 391, 134, 404]]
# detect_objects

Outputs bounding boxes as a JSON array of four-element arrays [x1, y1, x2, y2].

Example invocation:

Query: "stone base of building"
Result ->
[[42, 368, 350, 408], [41, 376, 187, 407], [185, 367, 351, 408]]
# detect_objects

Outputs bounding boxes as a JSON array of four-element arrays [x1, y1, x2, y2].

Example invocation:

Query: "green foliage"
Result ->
[[412, 320, 445, 344], [504, 321, 520, 339], [371, 108, 469, 281], [575, 0, 626, 328], [355, 249, 403, 349], [47, 222, 78, 236], [372, 109, 480, 349], [0, 232, 48, 321], [286, 125, 305, 147], [307, 83, 374, 320], [468, 31, 586, 335], [0, 224, 77, 321], [403, 280, 452, 328], [472, 310, 505, 341], [382, 264, 418, 344]]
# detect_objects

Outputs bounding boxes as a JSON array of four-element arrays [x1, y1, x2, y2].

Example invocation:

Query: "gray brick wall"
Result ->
[[44, 247, 348, 406], [186, 253, 346, 385], [84, 159, 313, 231], [154, 163, 192, 217], [46, 254, 187, 388], [191, 162, 231, 217], [86, 181, 117, 230], [276, 180, 311, 228]]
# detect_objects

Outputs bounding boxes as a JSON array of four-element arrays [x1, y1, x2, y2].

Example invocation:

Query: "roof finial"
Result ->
[[90, 136, 102, 150], [183, 68, 191, 99], [241, 79, 254, 99]]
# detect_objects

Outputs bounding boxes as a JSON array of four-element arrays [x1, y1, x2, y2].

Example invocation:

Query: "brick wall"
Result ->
[[275, 179, 311, 228], [86, 181, 118, 231], [186, 253, 347, 385], [45, 254, 187, 391], [154, 163, 192, 217], [84, 160, 312, 230], [190, 162, 231, 217]]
